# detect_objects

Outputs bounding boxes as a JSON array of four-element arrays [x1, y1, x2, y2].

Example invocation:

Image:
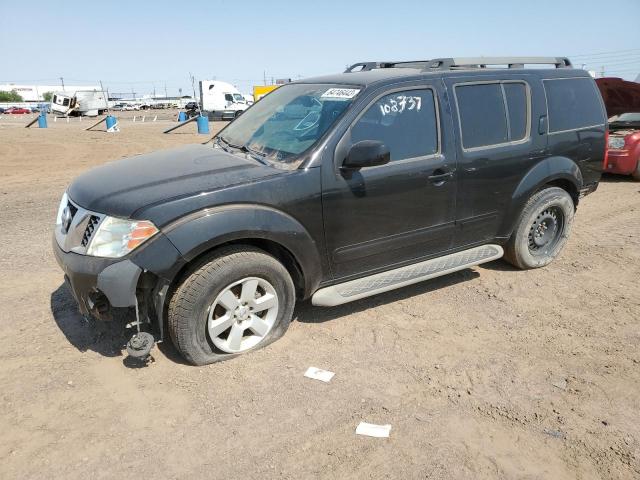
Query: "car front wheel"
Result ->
[[504, 187, 575, 270], [168, 246, 296, 365]]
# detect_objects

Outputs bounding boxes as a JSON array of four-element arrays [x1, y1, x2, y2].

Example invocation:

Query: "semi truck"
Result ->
[[199, 80, 248, 120]]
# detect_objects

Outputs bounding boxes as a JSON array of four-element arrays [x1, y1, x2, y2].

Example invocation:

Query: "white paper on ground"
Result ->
[[356, 422, 392, 438], [303, 367, 335, 383]]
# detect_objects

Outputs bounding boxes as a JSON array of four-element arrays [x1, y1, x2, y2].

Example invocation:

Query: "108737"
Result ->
[[379, 95, 422, 116]]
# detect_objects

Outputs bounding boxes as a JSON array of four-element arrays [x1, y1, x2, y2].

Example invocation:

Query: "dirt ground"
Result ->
[[0, 112, 638, 480]]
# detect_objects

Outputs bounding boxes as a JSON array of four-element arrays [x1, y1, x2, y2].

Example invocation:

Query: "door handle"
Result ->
[[428, 170, 454, 183]]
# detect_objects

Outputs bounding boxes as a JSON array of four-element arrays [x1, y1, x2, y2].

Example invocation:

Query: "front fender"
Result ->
[[162, 204, 324, 296], [498, 156, 582, 237]]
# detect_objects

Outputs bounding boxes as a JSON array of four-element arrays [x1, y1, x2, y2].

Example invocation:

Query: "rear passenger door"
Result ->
[[443, 75, 547, 246]]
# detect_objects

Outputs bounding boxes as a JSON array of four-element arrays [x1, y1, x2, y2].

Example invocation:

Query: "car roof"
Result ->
[[297, 66, 591, 88]]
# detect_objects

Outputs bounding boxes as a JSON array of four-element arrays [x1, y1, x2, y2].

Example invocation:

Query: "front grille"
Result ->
[[81, 215, 101, 247]]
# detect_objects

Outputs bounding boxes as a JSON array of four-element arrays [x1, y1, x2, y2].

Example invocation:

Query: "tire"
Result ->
[[168, 246, 296, 365], [504, 187, 575, 270], [234, 110, 243, 119]]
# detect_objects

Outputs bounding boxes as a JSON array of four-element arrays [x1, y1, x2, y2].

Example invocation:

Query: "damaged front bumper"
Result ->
[[53, 237, 141, 319]]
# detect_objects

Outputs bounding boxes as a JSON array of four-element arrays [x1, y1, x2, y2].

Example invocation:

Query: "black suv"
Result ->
[[53, 57, 606, 364]]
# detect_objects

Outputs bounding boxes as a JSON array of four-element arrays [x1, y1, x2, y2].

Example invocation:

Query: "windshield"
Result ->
[[217, 83, 360, 166], [233, 93, 244, 102], [612, 112, 640, 122]]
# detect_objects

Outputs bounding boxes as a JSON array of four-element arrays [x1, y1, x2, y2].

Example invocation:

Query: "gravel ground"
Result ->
[[0, 113, 639, 479]]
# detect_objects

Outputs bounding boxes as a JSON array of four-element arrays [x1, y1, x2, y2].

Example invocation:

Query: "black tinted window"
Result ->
[[544, 78, 604, 132], [504, 83, 528, 140], [456, 84, 508, 148], [351, 89, 438, 161]]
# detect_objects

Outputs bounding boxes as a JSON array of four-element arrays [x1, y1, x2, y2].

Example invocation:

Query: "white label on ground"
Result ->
[[303, 367, 335, 383], [321, 88, 360, 99], [356, 422, 391, 438]]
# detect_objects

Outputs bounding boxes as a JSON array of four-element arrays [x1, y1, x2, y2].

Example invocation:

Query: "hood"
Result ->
[[68, 144, 280, 218]]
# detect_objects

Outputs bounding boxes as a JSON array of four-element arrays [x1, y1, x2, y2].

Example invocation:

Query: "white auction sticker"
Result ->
[[356, 422, 391, 438], [304, 366, 335, 383], [321, 88, 360, 99]]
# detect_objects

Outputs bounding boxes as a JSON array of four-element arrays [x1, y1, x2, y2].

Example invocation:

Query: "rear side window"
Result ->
[[544, 78, 604, 133], [455, 84, 508, 148], [504, 83, 527, 141], [455, 81, 529, 149], [351, 89, 438, 162]]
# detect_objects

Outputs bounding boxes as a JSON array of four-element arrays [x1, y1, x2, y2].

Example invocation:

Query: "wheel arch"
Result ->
[[161, 204, 324, 299], [498, 156, 582, 238]]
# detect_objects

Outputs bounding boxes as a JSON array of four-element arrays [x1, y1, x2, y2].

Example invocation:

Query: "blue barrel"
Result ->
[[38, 111, 47, 128], [197, 115, 209, 134], [178, 111, 187, 122], [105, 115, 117, 131]]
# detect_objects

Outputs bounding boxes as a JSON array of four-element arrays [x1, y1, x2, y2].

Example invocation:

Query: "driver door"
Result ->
[[321, 83, 457, 280]]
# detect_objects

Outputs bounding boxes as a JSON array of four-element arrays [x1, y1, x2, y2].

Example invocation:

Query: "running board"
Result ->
[[311, 244, 503, 307]]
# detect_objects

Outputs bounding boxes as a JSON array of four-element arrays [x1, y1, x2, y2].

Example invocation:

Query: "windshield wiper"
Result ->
[[217, 136, 269, 166]]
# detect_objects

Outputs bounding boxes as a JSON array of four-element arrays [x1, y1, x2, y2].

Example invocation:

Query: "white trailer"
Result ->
[[199, 80, 248, 120], [51, 90, 108, 117]]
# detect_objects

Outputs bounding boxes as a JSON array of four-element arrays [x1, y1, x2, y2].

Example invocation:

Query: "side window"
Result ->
[[351, 89, 438, 162], [455, 82, 529, 149], [224, 94, 234, 102], [544, 78, 605, 133], [504, 83, 527, 141]]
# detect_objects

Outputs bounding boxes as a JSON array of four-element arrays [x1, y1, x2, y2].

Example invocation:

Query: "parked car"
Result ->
[[4, 107, 31, 114], [53, 56, 606, 364], [606, 112, 640, 179], [111, 103, 127, 111], [0, 107, 5, 114]]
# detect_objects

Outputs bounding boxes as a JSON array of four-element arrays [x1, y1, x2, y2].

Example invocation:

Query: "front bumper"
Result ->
[[53, 236, 141, 320], [605, 150, 638, 175]]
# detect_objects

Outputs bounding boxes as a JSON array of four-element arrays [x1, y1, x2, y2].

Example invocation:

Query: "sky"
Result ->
[[1, 0, 639, 96]]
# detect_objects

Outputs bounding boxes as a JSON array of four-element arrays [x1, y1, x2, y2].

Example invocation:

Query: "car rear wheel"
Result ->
[[168, 246, 296, 365], [504, 187, 575, 270]]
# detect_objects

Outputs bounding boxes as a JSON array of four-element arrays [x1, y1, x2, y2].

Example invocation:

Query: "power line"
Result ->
[[569, 48, 640, 58]]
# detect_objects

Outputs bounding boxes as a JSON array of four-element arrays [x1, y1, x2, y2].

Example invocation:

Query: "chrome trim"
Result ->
[[54, 197, 105, 255]]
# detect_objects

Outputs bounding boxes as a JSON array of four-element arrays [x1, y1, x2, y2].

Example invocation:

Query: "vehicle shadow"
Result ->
[[50, 283, 132, 359], [294, 267, 480, 324], [600, 173, 636, 183]]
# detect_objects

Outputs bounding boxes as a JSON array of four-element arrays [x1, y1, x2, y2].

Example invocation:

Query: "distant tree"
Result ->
[[0, 90, 24, 102], [42, 91, 53, 102]]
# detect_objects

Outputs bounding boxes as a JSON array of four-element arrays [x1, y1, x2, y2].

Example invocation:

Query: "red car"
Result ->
[[606, 113, 640, 179], [3, 107, 31, 114], [596, 78, 640, 180]]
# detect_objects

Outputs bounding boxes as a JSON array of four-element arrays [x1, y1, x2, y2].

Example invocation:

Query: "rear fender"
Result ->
[[498, 156, 582, 237]]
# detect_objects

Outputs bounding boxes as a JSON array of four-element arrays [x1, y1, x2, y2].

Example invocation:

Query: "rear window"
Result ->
[[544, 78, 605, 133]]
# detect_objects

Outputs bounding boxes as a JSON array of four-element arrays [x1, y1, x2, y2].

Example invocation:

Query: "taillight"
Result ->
[[603, 130, 609, 170]]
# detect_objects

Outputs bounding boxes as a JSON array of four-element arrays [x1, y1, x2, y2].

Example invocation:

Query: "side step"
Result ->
[[311, 244, 504, 307]]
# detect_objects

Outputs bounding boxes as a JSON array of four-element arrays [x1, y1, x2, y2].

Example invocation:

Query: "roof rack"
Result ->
[[344, 60, 432, 73], [423, 57, 573, 70], [344, 57, 572, 73]]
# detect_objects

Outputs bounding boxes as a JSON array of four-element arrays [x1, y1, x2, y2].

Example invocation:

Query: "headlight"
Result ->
[[86, 216, 158, 258], [56, 192, 68, 226], [608, 136, 626, 150]]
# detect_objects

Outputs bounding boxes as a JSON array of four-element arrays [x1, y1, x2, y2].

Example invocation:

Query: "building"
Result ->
[[0, 84, 100, 102]]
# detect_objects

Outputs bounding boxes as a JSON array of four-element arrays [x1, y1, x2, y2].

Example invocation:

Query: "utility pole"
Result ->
[[263, 70, 267, 85], [164, 83, 168, 99], [59, 77, 65, 91], [600, 65, 605, 78]]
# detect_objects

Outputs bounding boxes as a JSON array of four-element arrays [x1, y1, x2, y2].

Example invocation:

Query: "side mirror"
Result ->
[[342, 140, 390, 170]]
